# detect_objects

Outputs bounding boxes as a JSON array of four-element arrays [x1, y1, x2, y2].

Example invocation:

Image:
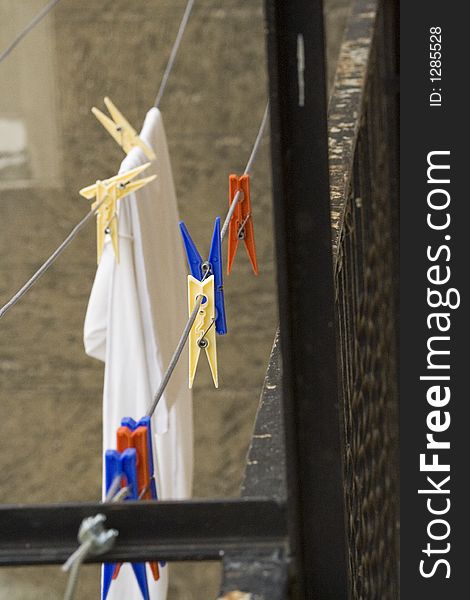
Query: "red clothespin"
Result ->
[[227, 174, 258, 275]]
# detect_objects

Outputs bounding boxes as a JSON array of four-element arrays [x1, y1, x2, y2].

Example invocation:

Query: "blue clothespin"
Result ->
[[102, 449, 150, 600], [104, 448, 139, 500], [179, 216, 227, 335], [119, 417, 165, 569]]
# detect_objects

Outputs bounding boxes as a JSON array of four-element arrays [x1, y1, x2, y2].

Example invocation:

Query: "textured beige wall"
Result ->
[[0, 1, 349, 598]]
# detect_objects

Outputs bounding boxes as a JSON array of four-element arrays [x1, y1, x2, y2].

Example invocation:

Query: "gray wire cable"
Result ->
[[0, 2, 196, 321], [146, 295, 202, 417], [62, 541, 91, 600], [154, 0, 195, 108], [62, 477, 127, 600], [220, 101, 270, 241], [0, 0, 62, 65], [104, 474, 122, 503], [62, 514, 118, 600], [61, 477, 129, 600], [0, 204, 101, 320], [244, 101, 270, 177]]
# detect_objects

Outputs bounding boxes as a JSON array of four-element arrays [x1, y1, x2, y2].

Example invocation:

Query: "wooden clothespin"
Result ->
[[188, 274, 218, 388], [92, 97, 156, 161], [227, 174, 259, 275], [79, 163, 156, 264]]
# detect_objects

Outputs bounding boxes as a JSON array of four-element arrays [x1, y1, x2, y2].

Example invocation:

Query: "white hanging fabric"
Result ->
[[84, 107, 193, 600]]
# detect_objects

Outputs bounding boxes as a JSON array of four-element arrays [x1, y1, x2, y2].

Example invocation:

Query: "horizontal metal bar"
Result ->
[[0, 499, 287, 565]]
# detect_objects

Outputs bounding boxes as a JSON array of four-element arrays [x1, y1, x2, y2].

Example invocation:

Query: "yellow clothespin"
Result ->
[[79, 163, 156, 264], [92, 97, 156, 161], [188, 275, 218, 389]]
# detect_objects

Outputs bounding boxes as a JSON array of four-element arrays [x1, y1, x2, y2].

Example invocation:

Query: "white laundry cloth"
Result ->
[[84, 107, 193, 600]]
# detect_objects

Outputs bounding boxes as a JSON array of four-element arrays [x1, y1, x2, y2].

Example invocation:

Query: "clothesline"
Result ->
[[60, 100, 269, 596], [0, 0, 196, 322], [1, 3, 270, 598], [0, 199, 101, 320], [0, 0, 63, 65], [62, 475, 128, 600], [154, 0, 195, 108]]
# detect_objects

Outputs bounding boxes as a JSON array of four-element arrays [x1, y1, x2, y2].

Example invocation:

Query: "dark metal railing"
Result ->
[[329, 0, 400, 596]]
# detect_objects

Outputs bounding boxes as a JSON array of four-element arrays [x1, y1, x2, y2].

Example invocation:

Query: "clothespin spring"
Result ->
[[111, 486, 130, 503], [193, 292, 213, 349], [104, 212, 118, 236], [105, 473, 134, 504], [104, 474, 122, 503], [137, 475, 156, 501], [237, 212, 251, 239], [198, 316, 216, 349], [201, 262, 211, 280]]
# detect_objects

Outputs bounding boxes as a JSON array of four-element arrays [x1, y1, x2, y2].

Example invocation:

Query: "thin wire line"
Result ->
[[220, 101, 270, 241], [0, 0, 63, 65], [0, 3, 196, 322], [110, 486, 130, 503], [244, 101, 270, 176], [138, 483, 151, 500], [62, 514, 118, 600], [62, 541, 91, 600], [146, 295, 202, 418], [62, 539, 92, 581], [199, 317, 215, 343], [62, 476, 129, 600], [154, 0, 195, 108], [104, 474, 122, 503], [0, 198, 107, 321], [237, 212, 251, 238]]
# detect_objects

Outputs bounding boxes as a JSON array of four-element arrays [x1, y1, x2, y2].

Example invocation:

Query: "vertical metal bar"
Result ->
[[264, 1, 348, 598]]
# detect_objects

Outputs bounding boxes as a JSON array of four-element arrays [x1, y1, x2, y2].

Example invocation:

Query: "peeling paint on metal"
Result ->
[[328, 0, 378, 262]]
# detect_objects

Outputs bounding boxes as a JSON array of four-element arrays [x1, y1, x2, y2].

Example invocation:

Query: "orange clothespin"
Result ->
[[111, 417, 161, 585], [227, 174, 258, 275]]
